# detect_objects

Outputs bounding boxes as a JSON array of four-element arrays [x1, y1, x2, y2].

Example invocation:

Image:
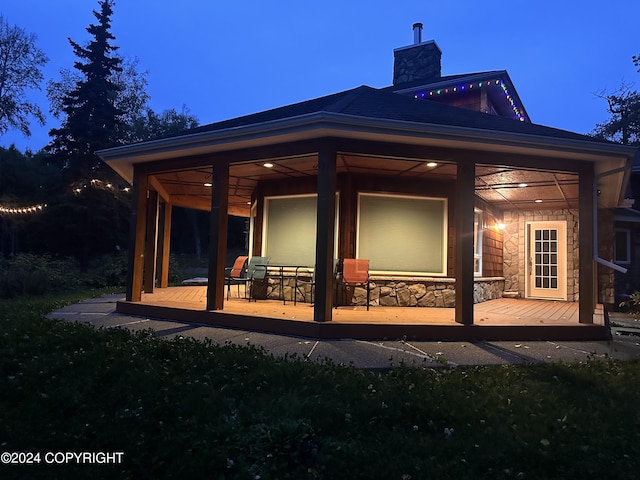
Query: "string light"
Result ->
[[1, 178, 129, 217], [413, 78, 527, 122], [72, 178, 131, 194], [0, 204, 46, 216]]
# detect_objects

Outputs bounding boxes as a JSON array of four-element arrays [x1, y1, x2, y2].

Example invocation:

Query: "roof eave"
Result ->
[[98, 111, 637, 187]]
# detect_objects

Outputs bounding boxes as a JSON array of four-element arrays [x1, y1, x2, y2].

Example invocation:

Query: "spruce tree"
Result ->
[[43, 0, 130, 270], [47, 0, 123, 182]]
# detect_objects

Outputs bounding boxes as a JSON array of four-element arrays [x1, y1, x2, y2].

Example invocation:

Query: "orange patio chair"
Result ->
[[338, 258, 371, 310], [225, 255, 248, 299]]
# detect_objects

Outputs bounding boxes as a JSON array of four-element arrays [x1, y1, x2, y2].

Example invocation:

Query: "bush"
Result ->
[[83, 252, 182, 287], [620, 290, 640, 318], [0, 252, 184, 297], [0, 254, 81, 297], [84, 252, 129, 288]]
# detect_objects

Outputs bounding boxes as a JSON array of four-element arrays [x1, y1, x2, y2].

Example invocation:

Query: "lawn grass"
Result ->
[[1, 293, 639, 479]]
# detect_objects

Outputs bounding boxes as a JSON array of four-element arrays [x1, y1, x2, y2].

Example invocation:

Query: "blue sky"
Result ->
[[1, 0, 638, 152]]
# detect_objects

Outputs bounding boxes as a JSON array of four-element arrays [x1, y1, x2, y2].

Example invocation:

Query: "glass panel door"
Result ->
[[527, 221, 567, 300]]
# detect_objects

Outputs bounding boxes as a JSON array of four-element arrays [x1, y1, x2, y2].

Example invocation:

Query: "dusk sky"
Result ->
[[1, 0, 638, 152]]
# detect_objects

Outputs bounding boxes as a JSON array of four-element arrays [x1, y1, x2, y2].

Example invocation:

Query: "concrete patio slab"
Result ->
[[46, 296, 640, 369]]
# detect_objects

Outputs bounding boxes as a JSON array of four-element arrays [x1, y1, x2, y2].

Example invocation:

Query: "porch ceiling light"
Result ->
[[426, 161, 438, 167], [204, 182, 213, 187], [263, 162, 274, 168], [535, 199, 543, 203], [518, 183, 528, 187]]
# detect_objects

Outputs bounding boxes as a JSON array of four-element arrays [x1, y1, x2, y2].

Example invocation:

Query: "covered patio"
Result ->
[[115, 286, 607, 341], [98, 86, 637, 341]]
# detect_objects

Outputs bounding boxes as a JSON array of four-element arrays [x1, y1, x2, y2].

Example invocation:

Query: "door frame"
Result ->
[[525, 220, 568, 301]]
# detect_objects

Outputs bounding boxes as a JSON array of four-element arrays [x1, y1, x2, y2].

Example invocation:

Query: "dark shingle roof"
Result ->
[[179, 85, 612, 146]]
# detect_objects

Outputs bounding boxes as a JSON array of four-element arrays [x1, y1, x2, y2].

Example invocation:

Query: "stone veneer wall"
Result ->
[[393, 41, 442, 85], [264, 275, 504, 307], [502, 209, 579, 301]]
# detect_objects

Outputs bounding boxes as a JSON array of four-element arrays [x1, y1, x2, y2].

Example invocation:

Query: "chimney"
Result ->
[[393, 22, 442, 86], [412, 22, 423, 44]]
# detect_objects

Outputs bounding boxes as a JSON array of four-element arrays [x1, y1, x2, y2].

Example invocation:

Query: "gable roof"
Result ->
[[385, 70, 530, 123]]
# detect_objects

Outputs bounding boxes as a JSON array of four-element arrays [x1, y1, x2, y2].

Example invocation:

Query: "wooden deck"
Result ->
[[115, 286, 609, 341]]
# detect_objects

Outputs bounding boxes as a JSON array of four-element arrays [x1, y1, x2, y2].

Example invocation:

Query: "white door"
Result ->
[[526, 221, 567, 300]]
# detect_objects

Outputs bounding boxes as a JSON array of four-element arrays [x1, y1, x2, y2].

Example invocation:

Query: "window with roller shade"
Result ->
[[262, 194, 338, 266], [356, 193, 447, 275]]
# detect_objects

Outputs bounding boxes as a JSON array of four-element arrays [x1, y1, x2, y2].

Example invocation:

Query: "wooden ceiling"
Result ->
[[150, 153, 578, 216]]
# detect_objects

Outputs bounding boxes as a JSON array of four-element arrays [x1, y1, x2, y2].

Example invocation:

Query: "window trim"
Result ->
[[614, 228, 631, 265]]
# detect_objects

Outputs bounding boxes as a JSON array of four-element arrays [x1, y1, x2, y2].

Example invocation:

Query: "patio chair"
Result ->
[[225, 255, 248, 299], [293, 259, 338, 305], [337, 258, 371, 310], [247, 256, 270, 301]]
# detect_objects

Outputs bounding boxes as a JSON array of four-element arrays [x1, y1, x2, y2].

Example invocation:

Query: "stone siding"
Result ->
[[393, 42, 441, 85], [264, 275, 504, 308], [502, 209, 579, 301]]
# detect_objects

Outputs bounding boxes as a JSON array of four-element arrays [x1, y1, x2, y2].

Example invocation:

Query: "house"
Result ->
[[98, 24, 638, 340], [613, 157, 640, 306]]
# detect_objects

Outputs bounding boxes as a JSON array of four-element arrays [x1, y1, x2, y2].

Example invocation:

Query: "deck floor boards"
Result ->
[[136, 286, 599, 327]]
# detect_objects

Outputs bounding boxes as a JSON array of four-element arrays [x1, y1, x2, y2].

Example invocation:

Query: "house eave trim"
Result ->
[[98, 111, 638, 163]]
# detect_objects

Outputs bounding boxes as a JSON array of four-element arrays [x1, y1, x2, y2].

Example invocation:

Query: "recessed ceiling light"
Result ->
[[204, 182, 213, 187], [518, 183, 528, 188], [426, 162, 438, 167], [263, 162, 274, 168], [535, 199, 543, 203]]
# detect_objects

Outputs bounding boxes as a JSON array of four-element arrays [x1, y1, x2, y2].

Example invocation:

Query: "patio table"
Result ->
[[263, 264, 313, 305]]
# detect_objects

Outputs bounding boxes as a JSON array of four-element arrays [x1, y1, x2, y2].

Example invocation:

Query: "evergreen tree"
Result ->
[[41, 0, 130, 269], [48, 57, 150, 145], [46, 0, 123, 182]]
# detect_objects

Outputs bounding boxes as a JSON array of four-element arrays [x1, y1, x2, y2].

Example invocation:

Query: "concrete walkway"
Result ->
[[47, 294, 640, 369]]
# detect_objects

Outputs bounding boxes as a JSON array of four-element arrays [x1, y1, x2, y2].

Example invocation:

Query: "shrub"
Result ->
[[620, 290, 640, 319], [84, 252, 129, 288], [0, 254, 81, 298], [0, 251, 184, 297]]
